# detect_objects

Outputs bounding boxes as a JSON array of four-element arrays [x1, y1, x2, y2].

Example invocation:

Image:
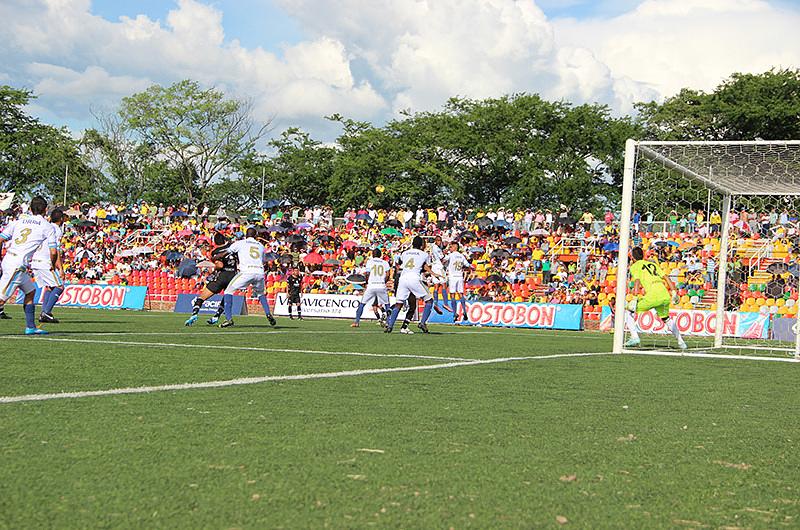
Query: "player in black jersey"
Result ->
[[286, 268, 303, 320], [184, 233, 238, 326]]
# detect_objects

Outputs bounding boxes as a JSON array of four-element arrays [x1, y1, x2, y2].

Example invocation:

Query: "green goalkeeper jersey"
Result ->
[[630, 259, 667, 294]]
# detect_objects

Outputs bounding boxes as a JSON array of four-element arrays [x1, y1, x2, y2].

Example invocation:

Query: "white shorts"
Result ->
[[224, 272, 265, 297], [0, 263, 36, 301], [395, 276, 432, 303], [448, 277, 465, 294], [32, 268, 64, 289], [361, 285, 389, 306], [430, 262, 445, 285]]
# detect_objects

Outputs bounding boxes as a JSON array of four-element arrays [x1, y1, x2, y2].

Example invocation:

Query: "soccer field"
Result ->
[[1, 308, 799, 528]]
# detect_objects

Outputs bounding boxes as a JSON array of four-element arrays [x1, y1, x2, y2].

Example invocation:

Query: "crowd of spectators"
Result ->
[[2, 200, 797, 315]]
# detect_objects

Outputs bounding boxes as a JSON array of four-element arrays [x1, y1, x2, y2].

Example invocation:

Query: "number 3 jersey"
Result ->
[[0, 215, 58, 268]]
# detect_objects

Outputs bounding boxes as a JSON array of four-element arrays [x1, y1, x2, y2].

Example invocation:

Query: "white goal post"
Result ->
[[613, 140, 800, 359]]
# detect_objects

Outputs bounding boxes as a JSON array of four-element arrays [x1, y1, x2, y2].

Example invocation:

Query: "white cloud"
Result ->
[[0, 0, 386, 133], [553, 0, 800, 100], [0, 0, 797, 139]]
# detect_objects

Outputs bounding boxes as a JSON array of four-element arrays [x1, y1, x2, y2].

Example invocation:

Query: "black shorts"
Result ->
[[206, 271, 236, 294], [287, 291, 301, 304]]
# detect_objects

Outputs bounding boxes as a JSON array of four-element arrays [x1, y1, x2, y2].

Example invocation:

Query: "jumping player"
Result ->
[[0, 196, 58, 335], [218, 227, 276, 328], [429, 235, 450, 312], [385, 235, 438, 334], [624, 246, 687, 349], [31, 208, 66, 323], [185, 232, 237, 326], [352, 248, 391, 327], [443, 241, 472, 322]]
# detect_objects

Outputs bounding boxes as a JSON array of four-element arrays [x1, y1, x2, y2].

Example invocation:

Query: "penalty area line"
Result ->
[[0, 352, 610, 404]]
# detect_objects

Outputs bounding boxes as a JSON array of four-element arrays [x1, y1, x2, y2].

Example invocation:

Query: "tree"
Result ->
[[118, 80, 270, 205], [0, 86, 100, 203], [636, 69, 800, 141]]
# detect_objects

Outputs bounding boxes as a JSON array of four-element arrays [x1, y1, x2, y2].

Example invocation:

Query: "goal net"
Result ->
[[612, 140, 800, 360]]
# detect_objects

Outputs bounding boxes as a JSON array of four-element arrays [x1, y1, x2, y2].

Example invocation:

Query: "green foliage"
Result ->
[[0, 86, 101, 204], [118, 79, 269, 205], [637, 68, 800, 141]]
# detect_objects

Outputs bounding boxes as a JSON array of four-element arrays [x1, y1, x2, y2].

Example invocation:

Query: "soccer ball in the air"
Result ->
[[375, 185, 385, 193]]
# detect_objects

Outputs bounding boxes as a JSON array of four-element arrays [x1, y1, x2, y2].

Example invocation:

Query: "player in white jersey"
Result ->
[[385, 236, 439, 334], [31, 209, 66, 323], [429, 235, 450, 312], [351, 248, 391, 328], [219, 227, 276, 328], [0, 196, 58, 335], [443, 241, 472, 322]]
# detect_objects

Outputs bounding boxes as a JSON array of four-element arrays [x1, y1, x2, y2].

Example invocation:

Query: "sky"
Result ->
[[1, 0, 799, 142]]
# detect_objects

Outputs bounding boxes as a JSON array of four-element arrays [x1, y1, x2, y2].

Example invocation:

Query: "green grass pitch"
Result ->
[[1, 307, 799, 528]]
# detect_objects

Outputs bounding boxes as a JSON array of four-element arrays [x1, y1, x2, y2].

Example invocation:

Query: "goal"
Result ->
[[612, 140, 800, 359]]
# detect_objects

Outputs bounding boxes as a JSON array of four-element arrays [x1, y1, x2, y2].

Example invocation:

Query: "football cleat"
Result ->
[[433, 305, 442, 315], [443, 305, 453, 312], [462, 314, 469, 322], [350, 322, 360, 328], [400, 327, 414, 335], [289, 315, 294, 320], [624, 337, 641, 348], [297, 316, 303, 320], [417, 322, 430, 334], [678, 339, 688, 350], [24, 327, 49, 335], [384, 326, 393, 333], [184, 314, 198, 327], [268, 315, 277, 327], [0, 311, 11, 320], [39, 313, 59, 324], [219, 319, 235, 328], [206, 316, 219, 325]]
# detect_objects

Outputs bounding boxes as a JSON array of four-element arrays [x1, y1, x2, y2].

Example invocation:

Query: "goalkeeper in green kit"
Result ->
[[624, 246, 687, 350]]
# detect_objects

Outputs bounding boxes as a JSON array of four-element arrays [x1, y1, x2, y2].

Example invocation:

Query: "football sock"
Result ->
[[296, 305, 301, 318], [40, 289, 52, 313], [387, 305, 402, 329], [191, 297, 203, 316], [624, 311, 640, 341], [421, 300, 433, 324], [258, 295, 272, 317], [354, 303, 365, 324], [666, 317, 683, 342], [441, 288, 450, 305], [43, 286, 63, 314], [459, 295, 467, 316], [215, 297, 225, 317], [223, 294, 234, 321], [24, 303, 36, 329], [288, 305, 293, 316]]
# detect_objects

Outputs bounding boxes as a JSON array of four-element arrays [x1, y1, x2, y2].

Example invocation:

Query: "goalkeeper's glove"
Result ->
[[626, 298, 638, 312]]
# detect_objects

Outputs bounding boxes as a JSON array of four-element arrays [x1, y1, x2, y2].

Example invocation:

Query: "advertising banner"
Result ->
[[173, 293, 246, 316], [273, 293, 374, 319], [428, 302, 583, 330], [14, 284, 148, 310], [772, 317, 799, 344], [600, 307, 770, 339]]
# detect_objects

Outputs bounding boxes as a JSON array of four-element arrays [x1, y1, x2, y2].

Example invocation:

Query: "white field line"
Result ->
[[624, 350, 800, 363], [3, 336, 469, 362], [0, 353, 608, 404]]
